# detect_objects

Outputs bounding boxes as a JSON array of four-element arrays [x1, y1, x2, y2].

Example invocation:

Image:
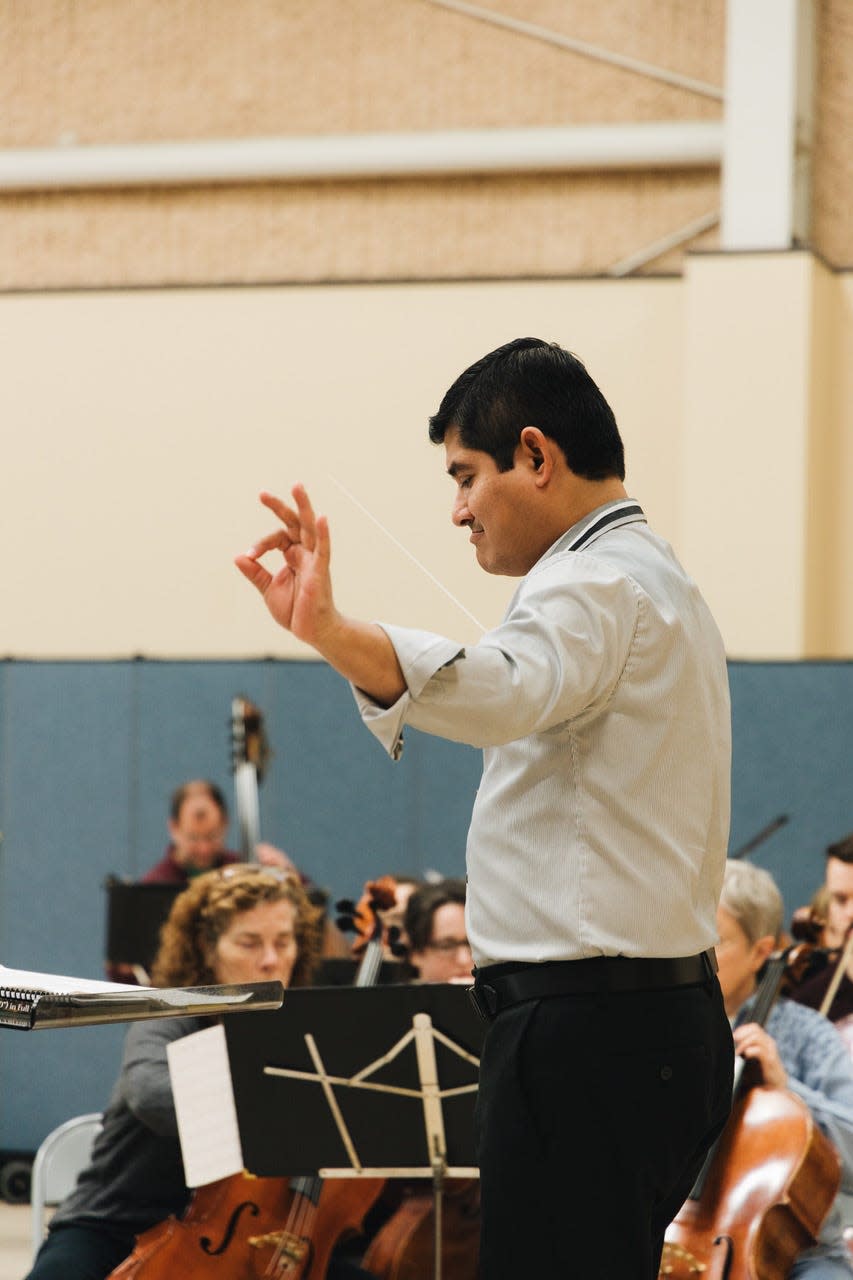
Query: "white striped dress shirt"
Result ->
[[354, 500, 731, 969]]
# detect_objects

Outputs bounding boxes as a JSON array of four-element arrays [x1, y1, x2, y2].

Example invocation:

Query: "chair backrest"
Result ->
[[30, 1112, 103, 1258]]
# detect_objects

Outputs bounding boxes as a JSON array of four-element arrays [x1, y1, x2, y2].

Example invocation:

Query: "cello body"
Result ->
[[362, 1178, 480, 1280], [661, 1086, 841, 1280], [108, 1169, 386, 1280]]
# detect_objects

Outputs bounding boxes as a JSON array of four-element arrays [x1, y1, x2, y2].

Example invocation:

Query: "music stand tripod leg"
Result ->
[[414, 1013, 447, 1280]]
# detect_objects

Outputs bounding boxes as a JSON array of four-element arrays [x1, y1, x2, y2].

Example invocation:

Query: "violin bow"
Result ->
[[819, 927, 853, 1018]]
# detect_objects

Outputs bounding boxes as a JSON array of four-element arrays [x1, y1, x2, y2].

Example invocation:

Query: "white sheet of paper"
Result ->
[[0, 963, 146, 993], [167, 1023, 244, 1187]]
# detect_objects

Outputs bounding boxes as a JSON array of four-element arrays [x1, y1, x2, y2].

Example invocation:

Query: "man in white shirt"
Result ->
[[236, 336, 734, 1279]]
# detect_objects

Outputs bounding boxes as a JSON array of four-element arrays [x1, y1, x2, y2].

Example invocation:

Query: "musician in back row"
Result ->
[[141, 779, 298, 883], [404, 878, 473, 984], [716, 859, 853, 1278], [791, 834, 853, 1031]]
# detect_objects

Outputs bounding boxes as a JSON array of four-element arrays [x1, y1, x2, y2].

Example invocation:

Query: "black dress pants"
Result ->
[[474, 977, 733, 1279]]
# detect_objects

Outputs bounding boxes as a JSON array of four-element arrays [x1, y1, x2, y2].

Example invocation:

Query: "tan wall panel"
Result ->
[[0, 0, 724, 145], [681, 252, 852, 660], [2, 260, 850, 661], [2, 1, 850, 278], [0, 277, 684, 659], [0, 172, 720, 290], [0, 0, 726, 287]]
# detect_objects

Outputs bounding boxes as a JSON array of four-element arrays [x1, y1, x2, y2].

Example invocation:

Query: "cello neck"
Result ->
[[688, 949, 790, 1202]]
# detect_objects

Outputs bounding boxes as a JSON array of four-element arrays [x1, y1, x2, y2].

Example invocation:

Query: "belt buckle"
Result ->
[[468, 982, 499, 1021]]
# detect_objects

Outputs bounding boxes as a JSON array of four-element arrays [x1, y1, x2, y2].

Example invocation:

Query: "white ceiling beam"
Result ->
[[0, 123, 723, 193]]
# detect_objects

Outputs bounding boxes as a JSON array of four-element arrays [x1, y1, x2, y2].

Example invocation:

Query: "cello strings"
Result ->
[[264, 1177, 320, 1277]]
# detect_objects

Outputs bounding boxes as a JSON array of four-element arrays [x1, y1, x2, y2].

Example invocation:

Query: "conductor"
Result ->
[[235, 337, 734, 1279]]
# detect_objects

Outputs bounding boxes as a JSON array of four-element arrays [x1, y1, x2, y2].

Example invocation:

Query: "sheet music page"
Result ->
[[167, 1023, 244, 1187], [0, 964, 144, 994]]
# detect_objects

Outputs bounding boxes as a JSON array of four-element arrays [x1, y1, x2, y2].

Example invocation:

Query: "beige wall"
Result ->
[[2, 254, 850, 661]]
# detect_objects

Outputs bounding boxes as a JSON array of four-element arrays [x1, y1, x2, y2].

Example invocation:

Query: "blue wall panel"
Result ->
[[727, 661, 853, 921], [0, 658, 479, 1151], [1, 657, 851, 1152]]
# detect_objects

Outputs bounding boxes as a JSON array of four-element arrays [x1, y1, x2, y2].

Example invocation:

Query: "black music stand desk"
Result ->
[[225, 984, 484, 1181]]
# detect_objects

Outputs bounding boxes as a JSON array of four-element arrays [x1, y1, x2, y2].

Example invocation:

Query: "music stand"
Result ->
[[104, 879, 182, 978], [225, 984, 484, 1280]]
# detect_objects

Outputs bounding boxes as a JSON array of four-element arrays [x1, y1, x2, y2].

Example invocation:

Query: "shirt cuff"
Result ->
[[351, 624, 465, 760]]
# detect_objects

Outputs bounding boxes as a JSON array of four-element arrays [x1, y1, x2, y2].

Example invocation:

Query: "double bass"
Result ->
[[660, 946, 841, 1280]]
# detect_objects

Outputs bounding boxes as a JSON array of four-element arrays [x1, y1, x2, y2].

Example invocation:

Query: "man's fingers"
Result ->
[[291, 483, 318, 553], [315, 514, 331, 569], [247, 528, 295, 558], [260, 491, 302, 541], [234, 555, 274, 595]]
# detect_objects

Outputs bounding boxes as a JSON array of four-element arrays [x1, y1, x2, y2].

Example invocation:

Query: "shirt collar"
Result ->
[[540, 498, 647, 565]]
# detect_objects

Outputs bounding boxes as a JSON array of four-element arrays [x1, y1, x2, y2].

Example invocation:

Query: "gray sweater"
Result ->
[[49, 1015, 205, 1237]]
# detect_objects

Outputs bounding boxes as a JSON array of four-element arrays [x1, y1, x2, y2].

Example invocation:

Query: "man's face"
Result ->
[[825, 858, 853, 948], [168, 796, 229, 872], [410, 901, 473, 983], [444, 430, 541, 577]]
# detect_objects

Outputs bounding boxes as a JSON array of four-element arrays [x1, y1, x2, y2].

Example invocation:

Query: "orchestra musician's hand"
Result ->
[[255, 842, 300, 878], [732, 1022, 788, 1089], [235, 485, 406, 707]]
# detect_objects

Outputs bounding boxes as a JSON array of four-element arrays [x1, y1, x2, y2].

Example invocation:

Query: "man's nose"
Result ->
[[452, 492, 470, 526]]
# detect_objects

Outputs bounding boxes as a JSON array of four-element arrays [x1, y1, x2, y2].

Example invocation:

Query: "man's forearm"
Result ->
[[316, 615, 407, 708]]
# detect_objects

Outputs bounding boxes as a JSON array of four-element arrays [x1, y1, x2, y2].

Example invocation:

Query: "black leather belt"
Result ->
[[469, 950, 717, 1021]]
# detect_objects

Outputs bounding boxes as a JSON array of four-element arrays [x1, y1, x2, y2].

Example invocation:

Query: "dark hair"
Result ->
[[169, 779, 228, 822], [404, 878, 467, 953], [827, 834, 853, 865], [428, 337, 625, 480], [151, 864, 321, 988]]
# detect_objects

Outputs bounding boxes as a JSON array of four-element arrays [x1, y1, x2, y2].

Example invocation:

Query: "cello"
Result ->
[[660, 946, 841, 1280]]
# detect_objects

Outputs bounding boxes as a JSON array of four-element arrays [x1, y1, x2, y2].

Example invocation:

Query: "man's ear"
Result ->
[[518, 426, 554, 483]]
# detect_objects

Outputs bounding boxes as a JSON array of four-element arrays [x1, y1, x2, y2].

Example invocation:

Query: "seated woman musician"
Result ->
[[26, 864, 373, 1280], [717, 859, 853, 1278], [403, 878, 473, 984]]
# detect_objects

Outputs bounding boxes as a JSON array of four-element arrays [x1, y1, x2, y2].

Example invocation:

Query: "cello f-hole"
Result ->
[[199, 1198, 261, 1254]]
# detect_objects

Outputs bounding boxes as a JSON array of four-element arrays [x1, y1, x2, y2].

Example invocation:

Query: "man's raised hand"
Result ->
[[234, 485, 336, 648]]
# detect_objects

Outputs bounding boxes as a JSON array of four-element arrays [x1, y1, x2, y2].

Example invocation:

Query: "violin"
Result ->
[[660, 944, 841, 1280], [337, 876, 409, 968]]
